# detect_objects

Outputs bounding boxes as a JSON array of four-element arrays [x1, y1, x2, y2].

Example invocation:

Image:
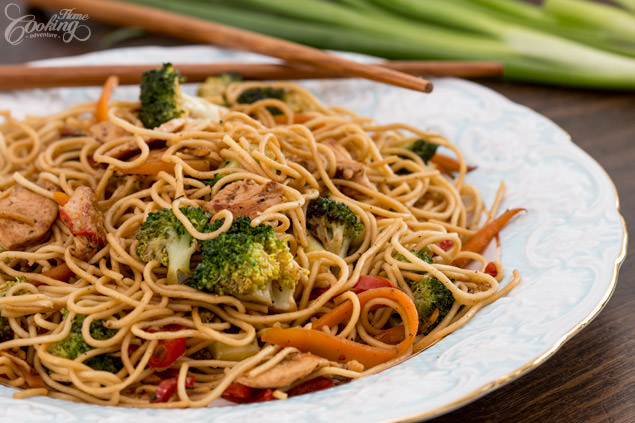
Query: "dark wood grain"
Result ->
[[0, 3, 632, 422]]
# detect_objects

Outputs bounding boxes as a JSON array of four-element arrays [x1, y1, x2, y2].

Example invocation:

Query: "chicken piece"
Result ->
[[180, 147, 225, 168], [102, 139, 166, 161], [0, 185, 58, 250], [206, 179, 285, 219], [286, 153, 320, 174], [156, 117, 187, 133], [89, 121, 129, 143], [236, 353, 329, 389], [58, 186, 106, 259], [320, 139, 370, 186]]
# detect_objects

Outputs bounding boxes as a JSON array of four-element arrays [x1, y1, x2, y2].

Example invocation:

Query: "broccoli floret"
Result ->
[[236, 86, 286, 105], [0, 316, 12, 342], [139, 63, 226, 128], [233, 85, 314, 116], [0, 277, 27, 342], [393, 248, 433, 267], [48, 313, 121, 372], [188, 216, 306, 311], [408, 277, 454, 335], [0, 276, 28, 297], [306, 197, 364, 257], [136, 206, 212, 285], [236, 86, 287, 115], [197, 73, 242, 103], [200, 159, 240, 189], [400, 139, 439, 164]]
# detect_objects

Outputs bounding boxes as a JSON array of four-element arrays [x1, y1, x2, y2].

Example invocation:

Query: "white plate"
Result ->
[[0, 46, 627, 423]]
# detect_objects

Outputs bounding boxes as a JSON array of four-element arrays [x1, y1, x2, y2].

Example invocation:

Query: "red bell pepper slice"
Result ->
[[149, 338, 187, 370], [152, 375, 195, 403], [222, 383, 275, 404], [351, 276, 394, 293], [287, 376, 334, 397], [484, 262, 498, 277]]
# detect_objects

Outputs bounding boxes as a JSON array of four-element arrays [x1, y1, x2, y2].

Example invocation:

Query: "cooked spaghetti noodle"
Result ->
[[0, 78, 521, 407]]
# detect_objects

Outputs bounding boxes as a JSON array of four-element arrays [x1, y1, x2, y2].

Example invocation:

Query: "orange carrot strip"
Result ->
[[375, 309, 439, 345], [41, 263, 74, 282], [118, 155, 211, 175], [452, 208, 526, 268], [96, 75, 118, 122], [430, 153, 476, 173], [261, 287, 419, 368], [120, 159, 210, 175], [375, 325, 405, 344], [273, 113, 313, 125], [261, 327, 400, 368], [53, 191, 70, 206], [311, 287, 411, 330]]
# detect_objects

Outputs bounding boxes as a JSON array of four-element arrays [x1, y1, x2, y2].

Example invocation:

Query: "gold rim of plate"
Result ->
[[394, 130, 629, 423]]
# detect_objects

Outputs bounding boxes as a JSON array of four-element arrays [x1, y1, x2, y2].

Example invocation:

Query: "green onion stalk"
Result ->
[[124, 0, 635, 89]]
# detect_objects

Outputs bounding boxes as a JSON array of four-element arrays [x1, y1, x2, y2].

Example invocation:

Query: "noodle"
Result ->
[[0, 78, 520, 407]]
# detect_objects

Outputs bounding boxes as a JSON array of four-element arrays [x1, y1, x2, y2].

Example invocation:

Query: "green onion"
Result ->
[[543, 0, 635, 40], [123, 0, 635, 89], [613, 0, 635, 14], [366, 0, 635, 70], [467, 0, 635, 58], [127, 0, 515, 60]]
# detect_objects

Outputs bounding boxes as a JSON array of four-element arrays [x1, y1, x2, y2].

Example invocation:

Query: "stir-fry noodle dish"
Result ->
[[0, 64, 523, 407]]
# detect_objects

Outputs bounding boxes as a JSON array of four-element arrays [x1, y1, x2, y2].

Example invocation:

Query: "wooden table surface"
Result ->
[[1, 3, 633, 422]]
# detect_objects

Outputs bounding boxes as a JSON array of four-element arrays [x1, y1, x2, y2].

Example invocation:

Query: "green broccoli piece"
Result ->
[[306, 197, 364, 257], [393, 248, 433, 267], [0, 276, 28, 297], [236, 86, 286, 105], [200, 159, 240, 189], [197, 73, 242, 103], [136, 206, 212, 285], [400, 139, 439, 164], [0, 277, 27, 342], [236, 86, 287, 115], [48, 313, 121, 372], [233, 85, 314, 116], [408, 277, 454, 335], [188, 216, 306, 311], [139, 63, 226, 128], [0, 316, 13, 342]]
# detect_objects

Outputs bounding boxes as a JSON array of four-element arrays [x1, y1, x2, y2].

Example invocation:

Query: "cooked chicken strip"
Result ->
[[0, 185, 58, 250], [58, 186, 106, 259], [320, 139, 374, 199], [207, 179, 285, 219], [237, 353, 329, 389], [89, 121, 130, 143], [321, 139, 366, 181]]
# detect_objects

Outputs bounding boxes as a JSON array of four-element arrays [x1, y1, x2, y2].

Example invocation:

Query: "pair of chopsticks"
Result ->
[[0, 62, 503, 91], [22, 0, 501, 92]]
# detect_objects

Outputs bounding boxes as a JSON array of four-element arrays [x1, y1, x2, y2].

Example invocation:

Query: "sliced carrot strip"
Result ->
[[261, 287, 419, 368], [273, 113, 313, 125], [117, 150, 211, 175], [375, 325, 405, 344], [53, 191, 70, 206], [96, 75, 118, 122], [430, 153, 476, 174], [452, 208, 525, 268], [41, 263, 74, 282]]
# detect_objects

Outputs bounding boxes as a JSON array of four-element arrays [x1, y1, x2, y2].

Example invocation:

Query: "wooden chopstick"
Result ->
[[26, 0, 434, 94], [0, 62, 503, 90]]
